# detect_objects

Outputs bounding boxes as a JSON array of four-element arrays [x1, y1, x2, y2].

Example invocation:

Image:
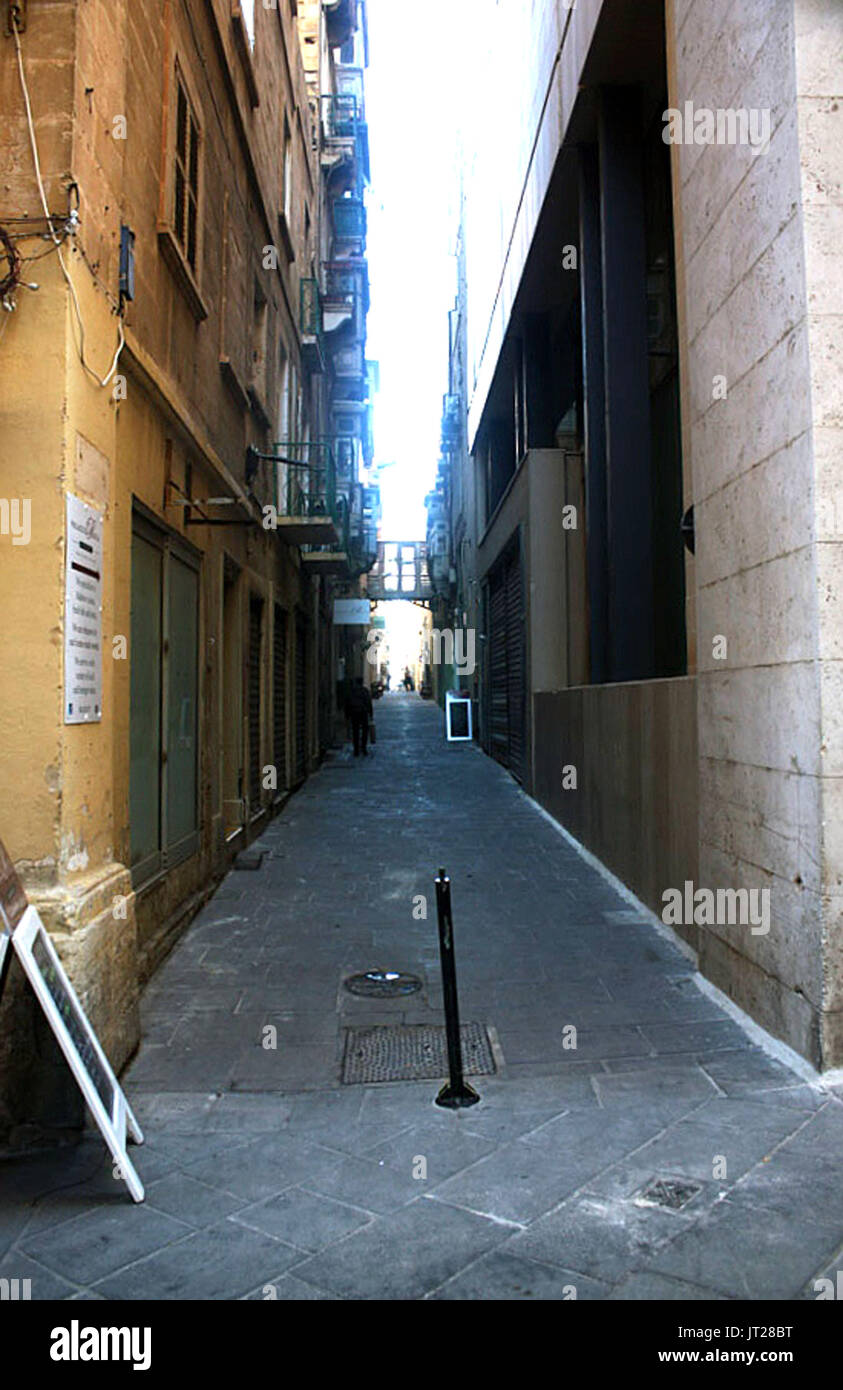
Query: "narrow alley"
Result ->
[[3, 693, 842, 1302], [1, 0, 841, 1343]]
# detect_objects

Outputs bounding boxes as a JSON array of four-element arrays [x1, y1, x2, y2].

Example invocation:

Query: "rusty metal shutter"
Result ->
[[295, 615, 307, 782], [273, 605, 287, 792], [248, 596, 263, 814]]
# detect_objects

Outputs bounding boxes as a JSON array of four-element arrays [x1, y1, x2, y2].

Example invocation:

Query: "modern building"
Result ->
[[429, 0, 842, 1069], [0, 0, 377, 1140], [426, 212, 481, 719]]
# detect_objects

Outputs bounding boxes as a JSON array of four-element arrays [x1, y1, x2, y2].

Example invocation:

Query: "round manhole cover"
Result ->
[[344, 971, 423, 998]]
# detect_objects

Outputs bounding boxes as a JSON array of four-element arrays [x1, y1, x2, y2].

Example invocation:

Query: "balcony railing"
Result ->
[[321, 96, 369, 195], [267, 441, 341, 546], [300, 278, 323, 338], [335, 434, 358, 484], [345, 483, 380, 575], [321, 261, 368, 348], [299, 488, 353, 577], [323, 260, 370, 317], [332, 197, 367, 244], [300, 278, 324, 372], [321, 93, 359, 141]]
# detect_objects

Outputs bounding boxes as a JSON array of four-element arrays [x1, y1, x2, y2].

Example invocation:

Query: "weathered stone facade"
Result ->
[[0, 0, 374, 1142]]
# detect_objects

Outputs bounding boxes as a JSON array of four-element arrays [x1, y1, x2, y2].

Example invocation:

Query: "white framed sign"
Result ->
[[12, 907, 145, 1201], [446, 691, 473, 742], [64, 493, 103, 724], [0, 838, 144, 1202], [0, 839, 26, 983]]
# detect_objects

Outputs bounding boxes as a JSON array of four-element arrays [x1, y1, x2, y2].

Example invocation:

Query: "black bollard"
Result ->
[[434, 867, 480, 1109]]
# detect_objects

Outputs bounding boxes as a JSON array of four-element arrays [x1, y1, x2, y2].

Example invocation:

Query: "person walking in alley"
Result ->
[[346, 677, 374, 758]]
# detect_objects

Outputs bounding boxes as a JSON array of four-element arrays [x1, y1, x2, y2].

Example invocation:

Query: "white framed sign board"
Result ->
[[64, 493, 103, 724], [0, 838, 26, 982], [0, 840, 145, 1202], [446, 691, 473, 742]]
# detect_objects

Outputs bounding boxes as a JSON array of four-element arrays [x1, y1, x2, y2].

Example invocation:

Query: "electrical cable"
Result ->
[[0, 224, 22, 299], [10, 11, 125, 387]]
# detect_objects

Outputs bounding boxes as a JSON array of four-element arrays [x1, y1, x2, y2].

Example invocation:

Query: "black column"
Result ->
[[523, 313, 554, 450], [598, 87, 655, 683], [579, 144, 608, 684]]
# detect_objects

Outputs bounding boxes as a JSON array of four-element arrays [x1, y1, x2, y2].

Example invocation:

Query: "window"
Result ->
[[241, 0, 256, 49], [282, 115, 293, 223], [130, 512, 200, 887], [158, 59, 206, 319], [174, 70, 200, 271], [251, 280, 268, 404]]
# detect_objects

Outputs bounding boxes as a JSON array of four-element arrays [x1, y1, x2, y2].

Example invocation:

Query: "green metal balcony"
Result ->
[[300, 278, 324, 373], [322, 93, 359, 141], [343, 483, 380, 578], [332, 198, 367, 245], [301, 489, 352, 578], [322, 260, 369, 346], [321, 96, 369, 196], [268, 441, 340, 547]]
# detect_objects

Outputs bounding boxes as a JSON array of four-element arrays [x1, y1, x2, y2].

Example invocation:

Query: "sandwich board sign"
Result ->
[[0, 838, 145, 1202], [445, 690, 473, 743], [0, 839, 27, 985]]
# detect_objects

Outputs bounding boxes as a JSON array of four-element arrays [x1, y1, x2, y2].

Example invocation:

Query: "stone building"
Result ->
[[429, 0, 842, 1068], [0, 0, 376, 1140]]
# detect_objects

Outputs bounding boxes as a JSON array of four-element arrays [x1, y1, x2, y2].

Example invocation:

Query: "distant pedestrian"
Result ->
[[346, 677, 374, 757]]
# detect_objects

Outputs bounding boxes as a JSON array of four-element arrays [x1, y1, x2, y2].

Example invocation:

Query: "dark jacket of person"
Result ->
[[346, 683, 373, 719]]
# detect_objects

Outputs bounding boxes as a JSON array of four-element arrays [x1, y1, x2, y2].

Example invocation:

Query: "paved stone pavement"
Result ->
[[3, 692, 843, 1301]]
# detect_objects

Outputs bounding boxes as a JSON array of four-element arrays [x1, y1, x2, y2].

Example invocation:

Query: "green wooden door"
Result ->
[[166, 553, 199, 863], [130, 513, 200, 885], [130, 533, 163, 884]]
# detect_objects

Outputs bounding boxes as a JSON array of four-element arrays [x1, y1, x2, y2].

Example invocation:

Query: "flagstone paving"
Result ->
[[2, 693, 841, 1300]]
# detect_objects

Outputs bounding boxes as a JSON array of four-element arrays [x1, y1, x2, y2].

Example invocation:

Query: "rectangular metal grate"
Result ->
[[342, 1023, 496, 1085], [634, 1177, 702, 1212]]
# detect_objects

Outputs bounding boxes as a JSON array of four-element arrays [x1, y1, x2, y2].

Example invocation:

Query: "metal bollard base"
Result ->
[[435, 1080, 481, 1110]]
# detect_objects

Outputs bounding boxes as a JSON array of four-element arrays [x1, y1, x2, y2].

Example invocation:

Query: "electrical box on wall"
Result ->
[[6, 2, 27, 36], [119, 225, 135, 305]]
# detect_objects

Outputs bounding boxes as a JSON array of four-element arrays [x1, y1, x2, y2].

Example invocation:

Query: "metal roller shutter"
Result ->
[[248, 597, 263, 815], [295, 616, 307, 782], [489, 570, 508, 765], [505, 552, 526, 783], [273, 605, 287, 793], [487, 542, 526, 782]]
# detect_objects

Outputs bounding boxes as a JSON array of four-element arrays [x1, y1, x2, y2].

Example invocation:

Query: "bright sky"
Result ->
[[365, 0, 467, 541]]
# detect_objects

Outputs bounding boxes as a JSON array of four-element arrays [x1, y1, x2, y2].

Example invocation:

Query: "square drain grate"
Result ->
[[634, 1176, 702, 1212], [342, 1023, 496, 1085]]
